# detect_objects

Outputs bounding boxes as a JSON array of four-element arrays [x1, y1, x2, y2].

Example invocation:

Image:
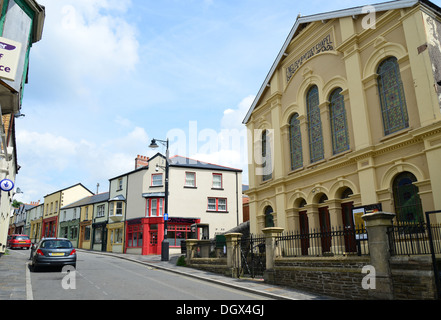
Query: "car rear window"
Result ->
[[41, 240, 73, 249], [14, 236, 29, 240]]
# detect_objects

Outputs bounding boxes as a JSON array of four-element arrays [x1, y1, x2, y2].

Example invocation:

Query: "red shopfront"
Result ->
[[125, 217, 200, 255], [42, 216, 58, 238]]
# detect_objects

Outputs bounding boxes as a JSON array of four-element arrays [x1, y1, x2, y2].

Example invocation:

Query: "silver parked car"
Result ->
[[29, 238, 77, 271]]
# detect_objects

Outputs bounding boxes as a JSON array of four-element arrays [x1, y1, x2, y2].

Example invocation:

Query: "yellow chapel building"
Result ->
[[243, 0, 441, 234]]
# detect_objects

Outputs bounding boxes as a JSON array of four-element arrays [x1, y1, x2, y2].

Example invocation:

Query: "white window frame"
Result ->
[[185, 172, 196, 187], [151, 173, 163, 186], [207, 197, 227, 212], [212, 173, 223, 189]]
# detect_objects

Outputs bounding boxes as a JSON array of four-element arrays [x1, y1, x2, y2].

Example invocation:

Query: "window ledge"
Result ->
[[379, 126, 412, 143]]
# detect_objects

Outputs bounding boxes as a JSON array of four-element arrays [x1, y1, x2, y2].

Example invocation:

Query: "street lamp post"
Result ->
[[149, 138, 169, 261]]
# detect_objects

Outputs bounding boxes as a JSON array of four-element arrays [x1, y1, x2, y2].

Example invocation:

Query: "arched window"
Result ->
[[329, 88, 350, 154], [377, 57, 409, 135], [307, 85, 324, 163], [261, 130, 272, 181], [264, 206, 274, 228], [393, 172, 423, 222], [289, 113, 303, 170]]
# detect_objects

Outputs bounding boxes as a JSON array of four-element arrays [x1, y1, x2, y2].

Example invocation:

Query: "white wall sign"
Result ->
[[0, 37, 22, 81]]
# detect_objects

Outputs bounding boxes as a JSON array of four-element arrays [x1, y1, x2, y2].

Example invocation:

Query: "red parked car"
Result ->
[[7, 234, 31, 249]]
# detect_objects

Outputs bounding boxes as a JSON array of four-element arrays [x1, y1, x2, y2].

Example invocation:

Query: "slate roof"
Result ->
[[170, 155, 242, 172], [61, 192, 110, 209]]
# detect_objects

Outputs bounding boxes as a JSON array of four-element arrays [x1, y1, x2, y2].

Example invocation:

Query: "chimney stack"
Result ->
[[135, 155, 149, 169]]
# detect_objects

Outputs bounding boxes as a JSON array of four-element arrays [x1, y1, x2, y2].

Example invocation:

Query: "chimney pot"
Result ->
[[135, 154, 149, 169]]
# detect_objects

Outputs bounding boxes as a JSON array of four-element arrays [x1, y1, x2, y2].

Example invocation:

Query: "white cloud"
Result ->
[[15, 125, 150, 203], [32, 0, 139, 101], [185, 95, 254, 184], [221, 95, 255, 131]]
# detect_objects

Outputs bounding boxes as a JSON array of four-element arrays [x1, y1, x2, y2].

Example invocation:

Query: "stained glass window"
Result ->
[[264, 206, 274, 228], [393, 172, 423, 223], [262, 130, 272, 181], [329, 88, 350, 154], [289, 113, 303, 170], [377, 57, 409, 135], [307, 85, 324, 163]]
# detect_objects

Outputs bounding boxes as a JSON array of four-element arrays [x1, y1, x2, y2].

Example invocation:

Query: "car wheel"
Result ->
[[30, 260, 39, 272]]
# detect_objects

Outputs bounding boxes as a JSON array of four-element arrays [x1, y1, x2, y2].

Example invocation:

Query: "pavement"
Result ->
[[0, 248, 331, 300], [0, 249, 29, 300]]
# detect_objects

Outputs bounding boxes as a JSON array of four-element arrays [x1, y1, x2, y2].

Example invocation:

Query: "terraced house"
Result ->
[[59, 192, 109, 250], [42, 183, 93, 238], [106, 153, 243, 256], [244, 0, 441, 239], [0, 0, 44, 255]]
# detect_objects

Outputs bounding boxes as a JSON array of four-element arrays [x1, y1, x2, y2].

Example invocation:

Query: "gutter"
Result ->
[[24, 0, 45, 43]]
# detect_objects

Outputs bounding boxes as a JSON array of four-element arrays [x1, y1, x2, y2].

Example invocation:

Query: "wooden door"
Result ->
[[341, 202, 356, 253], [149, 230, 158, 254], [299, 211, 309, 256], [318, 207, 331, 253]]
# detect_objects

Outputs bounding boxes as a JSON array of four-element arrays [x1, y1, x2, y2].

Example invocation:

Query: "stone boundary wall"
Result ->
[[186, 257, 230, 276], [389, 255, 438, 300], [185, 213, 439, 300], [267, 256, 371, 300]]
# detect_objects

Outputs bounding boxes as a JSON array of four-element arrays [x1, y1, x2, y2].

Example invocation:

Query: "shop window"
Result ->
[[84, 226, 91, 241], [377, 57, 409, 135], [127, 225, 143, 248], [167, 224, 191, 247], [70, 226, 78, 240], [289, 113, 303, 170], [110, 228, 123, 244], [94, 228, 103, 244]]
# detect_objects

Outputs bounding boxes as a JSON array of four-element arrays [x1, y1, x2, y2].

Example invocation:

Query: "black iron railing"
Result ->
[[388, 221, 441, 256], [276, 225, 369, 257]]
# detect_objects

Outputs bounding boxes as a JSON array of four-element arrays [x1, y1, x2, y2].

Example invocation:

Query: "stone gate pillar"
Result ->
[[262, 227, 284, 282], [362, 211, 396, 300], [224, 233, 242, 278]]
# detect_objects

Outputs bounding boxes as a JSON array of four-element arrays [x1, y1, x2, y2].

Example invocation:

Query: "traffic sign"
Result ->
[[0, 179, 14, 192], [164, 213, 169, 221]]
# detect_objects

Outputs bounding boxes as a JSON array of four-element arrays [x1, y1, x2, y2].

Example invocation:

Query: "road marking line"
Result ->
[[25, 262, 33, 300]]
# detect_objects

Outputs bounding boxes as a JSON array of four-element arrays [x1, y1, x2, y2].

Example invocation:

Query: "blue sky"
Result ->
[[14, 0, 411, 203]]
